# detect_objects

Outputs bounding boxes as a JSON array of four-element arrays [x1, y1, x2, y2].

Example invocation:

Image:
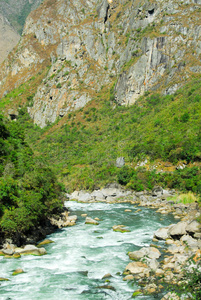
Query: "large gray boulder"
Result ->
[[152, 186, 163, 197], [168, 221, 188, 237], [125, 261, 149, 275], [186, 220, 200, 234], [15, 245, 47, 256], [91, 190, 105, 200], [78, 191, 92, 202], [154, 226, 170, 240], [129, 247, 161, 260], [180, 235, 199, 250], [116, 157, 125, 168]]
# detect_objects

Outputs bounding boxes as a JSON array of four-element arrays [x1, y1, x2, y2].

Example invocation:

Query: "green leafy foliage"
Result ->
[[0, 115, 64, 239], [170, 260, 201, 299], [6, 77, 201, 198], [117, 165, 201, 195]]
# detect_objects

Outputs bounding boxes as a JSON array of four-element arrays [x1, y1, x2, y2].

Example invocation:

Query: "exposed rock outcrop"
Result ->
[[0, 0, 200, 127]]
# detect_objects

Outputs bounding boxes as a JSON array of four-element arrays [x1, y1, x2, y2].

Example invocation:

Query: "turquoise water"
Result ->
[[0, 201, 176, 300]]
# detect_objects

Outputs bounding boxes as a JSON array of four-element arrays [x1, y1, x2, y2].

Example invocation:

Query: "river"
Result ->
[[0, 201, 176, 300]]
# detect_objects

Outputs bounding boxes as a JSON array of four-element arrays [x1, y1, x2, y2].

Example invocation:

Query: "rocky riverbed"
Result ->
[[66, 184, 201, 299], [1, 185, 200, 299]]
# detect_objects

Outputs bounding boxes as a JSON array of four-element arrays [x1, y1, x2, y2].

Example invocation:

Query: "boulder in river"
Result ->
[[85, 217, 99, 225], [123, 274, 134, 281], [1, 248, 14, 256], [154, 227, 170, 240], [96, 285, 116, 291], [161, 292, 180, 300], [50, 213, 77, 228], [186, 220, 201, 234], [125, 261, 149, 276], [129, 246, 161, 261], [102, 273, 112, 279], [168, 221, 187, 237], [15, 245, 47, 256], [12, 268, 24, 276], [112, 225, 130, 233], [37, 239, 54, 247]]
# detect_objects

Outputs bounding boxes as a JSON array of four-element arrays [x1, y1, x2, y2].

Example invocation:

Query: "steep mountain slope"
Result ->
[[0, 0, 200, 128], [0, 0, 43, 34], [0, 0, 42, 64], [0, 14, 20, 64], [20, 77, 201, 192]]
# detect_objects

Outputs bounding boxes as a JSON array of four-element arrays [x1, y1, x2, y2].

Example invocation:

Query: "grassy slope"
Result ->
[[11, 74, 201, 193]]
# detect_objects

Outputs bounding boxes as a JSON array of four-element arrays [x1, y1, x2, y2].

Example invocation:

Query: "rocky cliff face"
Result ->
[[0, 0, 200, 127], [0, 0, 42, 64]]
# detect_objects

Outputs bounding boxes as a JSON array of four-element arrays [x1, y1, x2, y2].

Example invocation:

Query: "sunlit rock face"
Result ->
[[0, 0, 201, 127]]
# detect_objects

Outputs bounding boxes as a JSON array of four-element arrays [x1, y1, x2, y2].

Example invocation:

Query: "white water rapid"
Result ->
[[0, 201, 176, 300]]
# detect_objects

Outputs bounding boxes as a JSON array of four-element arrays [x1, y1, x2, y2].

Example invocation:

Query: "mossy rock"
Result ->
[[0, 251, 5, 256], [13, 253, 21, 259], [37, 239, 54, 247], [0, 277, 9, 281], [12, 268, 24, 276], [4, 255, 13, 259], [112, 225, 130, 233], [96, 285, 116, 291], [102, 273, 112, 279], [132, 291, 142, 298]]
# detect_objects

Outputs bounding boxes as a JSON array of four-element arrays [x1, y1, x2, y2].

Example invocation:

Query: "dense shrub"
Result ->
[[0, 116, 64, 238]]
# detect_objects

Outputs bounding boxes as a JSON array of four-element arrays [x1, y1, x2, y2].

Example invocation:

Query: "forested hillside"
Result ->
[[0, 115, 64, 245], [6, 76, 201, 196]]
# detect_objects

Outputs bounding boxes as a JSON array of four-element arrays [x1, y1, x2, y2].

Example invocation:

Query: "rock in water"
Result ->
[[12, 268, 24, 276], [14, 245, 47, 256], [85, 217, 99, 225], [112, 225, 130, 232], [125, 261, 149, 275], [0, 277, 9, 281]]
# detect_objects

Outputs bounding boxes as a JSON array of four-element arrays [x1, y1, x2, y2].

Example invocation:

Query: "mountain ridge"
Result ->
[[0, 0, 43, 64], [0, 0, 200, 128]]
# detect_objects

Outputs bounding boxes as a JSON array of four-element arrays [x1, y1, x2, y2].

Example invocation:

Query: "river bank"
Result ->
[[66, 184, 201, 299]]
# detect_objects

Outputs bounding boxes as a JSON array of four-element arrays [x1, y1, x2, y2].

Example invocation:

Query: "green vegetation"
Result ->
[[167, 192, 199, 204], [117, 165, 201, 195], [0, 115, 64, 242], [171, 259, 201, 299], [10, 76, 200, 199]]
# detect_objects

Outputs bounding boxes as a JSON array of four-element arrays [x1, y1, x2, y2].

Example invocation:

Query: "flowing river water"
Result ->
[[0, 201, 177, 300]]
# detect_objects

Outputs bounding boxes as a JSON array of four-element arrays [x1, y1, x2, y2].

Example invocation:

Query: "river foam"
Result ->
[[0, 201, 176, 300]]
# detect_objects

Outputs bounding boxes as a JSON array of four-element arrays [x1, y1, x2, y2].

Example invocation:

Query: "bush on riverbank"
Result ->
[[117, 166, 201, 198], [170, 260, 201, 299], [0, 116, 64, 243]]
